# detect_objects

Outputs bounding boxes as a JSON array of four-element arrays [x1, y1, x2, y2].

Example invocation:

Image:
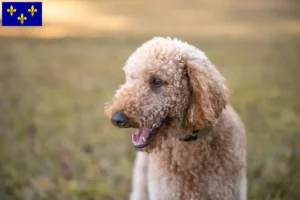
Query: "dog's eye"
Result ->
[[150, 77, 164, 90], [151, 78, 163, 86]]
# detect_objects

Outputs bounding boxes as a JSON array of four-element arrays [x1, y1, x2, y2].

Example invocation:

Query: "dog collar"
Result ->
[[179, 126, 213, 142]]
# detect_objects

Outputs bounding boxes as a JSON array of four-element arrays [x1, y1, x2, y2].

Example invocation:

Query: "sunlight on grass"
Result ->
[[0, 0, 299, 38], [0, 0, 133, 38]]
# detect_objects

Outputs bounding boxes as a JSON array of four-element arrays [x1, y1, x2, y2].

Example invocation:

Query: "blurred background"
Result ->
[[0, 0, 299, 199]]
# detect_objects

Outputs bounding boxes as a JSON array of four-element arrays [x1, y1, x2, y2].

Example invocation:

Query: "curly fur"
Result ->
[[105, 37, 247, 200]]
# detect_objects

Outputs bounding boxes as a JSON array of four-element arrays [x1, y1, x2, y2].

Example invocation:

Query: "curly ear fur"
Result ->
[[185, 57, 229, 130]]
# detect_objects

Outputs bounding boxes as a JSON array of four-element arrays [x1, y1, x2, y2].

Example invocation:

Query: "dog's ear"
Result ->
[[185, 55, 229, 130]]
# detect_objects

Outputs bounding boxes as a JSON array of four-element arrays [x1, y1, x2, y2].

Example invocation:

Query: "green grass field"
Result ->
[[0, 1, 299, 200]]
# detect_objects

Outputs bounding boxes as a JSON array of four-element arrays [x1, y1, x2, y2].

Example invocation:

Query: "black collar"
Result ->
[[179, 126, 213, 142]]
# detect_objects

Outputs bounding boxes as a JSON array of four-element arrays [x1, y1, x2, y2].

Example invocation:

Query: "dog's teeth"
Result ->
[[142, 137, 146, 143]]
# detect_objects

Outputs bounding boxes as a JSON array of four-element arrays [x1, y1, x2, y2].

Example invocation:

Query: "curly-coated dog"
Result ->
[[105, 37, 247, 200]]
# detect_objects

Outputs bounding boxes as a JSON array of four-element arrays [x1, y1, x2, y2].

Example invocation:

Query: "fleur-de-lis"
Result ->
[[17, 13, 27, 24], [7, 5, 16, 16], [28, 5, 38, 16]]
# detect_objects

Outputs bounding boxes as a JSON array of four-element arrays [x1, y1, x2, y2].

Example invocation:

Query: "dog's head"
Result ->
[[105, 37, 229, 152]]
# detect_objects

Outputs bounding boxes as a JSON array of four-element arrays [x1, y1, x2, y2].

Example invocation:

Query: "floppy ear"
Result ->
[[185, 56, 229, 130]]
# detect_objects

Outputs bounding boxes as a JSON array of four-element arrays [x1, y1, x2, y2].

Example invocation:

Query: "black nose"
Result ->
[[111, 112, 128, 128]]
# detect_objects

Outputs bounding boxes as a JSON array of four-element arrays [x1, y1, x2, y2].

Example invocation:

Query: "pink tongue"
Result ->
[[132, 128, 151, 146]]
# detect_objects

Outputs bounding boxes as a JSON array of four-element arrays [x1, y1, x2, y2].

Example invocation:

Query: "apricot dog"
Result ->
[[105, 37, 247, 200]]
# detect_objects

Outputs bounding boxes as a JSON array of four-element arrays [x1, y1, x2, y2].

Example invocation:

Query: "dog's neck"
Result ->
[[179, 126, 213, 142]]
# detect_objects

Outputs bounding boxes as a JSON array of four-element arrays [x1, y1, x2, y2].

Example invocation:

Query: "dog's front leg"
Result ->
[[130, 152, 149, 200]]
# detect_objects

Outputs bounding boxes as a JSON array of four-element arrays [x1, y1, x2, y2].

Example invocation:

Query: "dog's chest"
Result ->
[[146, 146, 242, 200], [147, 149, 205, 200], [147, 156, 182, 200]]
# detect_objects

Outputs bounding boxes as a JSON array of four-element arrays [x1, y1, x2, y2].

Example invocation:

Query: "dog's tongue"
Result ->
[[132, 128, 151, 146]]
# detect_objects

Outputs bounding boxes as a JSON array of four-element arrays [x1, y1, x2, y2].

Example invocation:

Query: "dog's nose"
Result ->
[[111, 112, 128, 128]]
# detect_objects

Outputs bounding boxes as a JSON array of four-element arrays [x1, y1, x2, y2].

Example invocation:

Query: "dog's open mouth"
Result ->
[[132, 115, 168, 148]]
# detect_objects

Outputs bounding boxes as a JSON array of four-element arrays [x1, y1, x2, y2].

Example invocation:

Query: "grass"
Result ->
[[0, 0, 299, 199], [0, 35, 299, 200]]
